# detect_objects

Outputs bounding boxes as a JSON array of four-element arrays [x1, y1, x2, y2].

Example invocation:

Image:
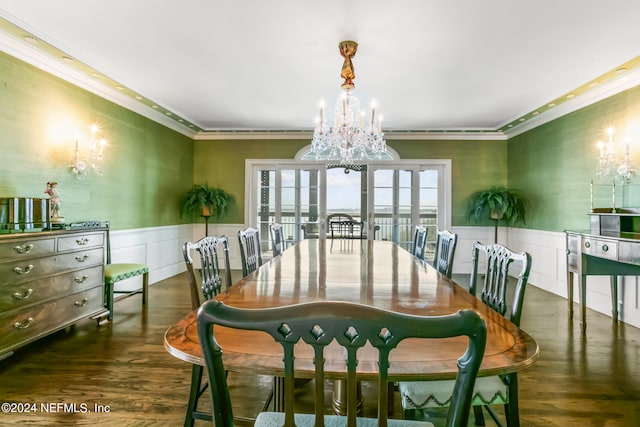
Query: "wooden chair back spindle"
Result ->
[[183, 235, 232, 310], [411, 225, 428, 260], [469, 241, 532, 326], [432, 229, 458, 278], [270, 223, 285, 257], [238, 227, 263, 277]]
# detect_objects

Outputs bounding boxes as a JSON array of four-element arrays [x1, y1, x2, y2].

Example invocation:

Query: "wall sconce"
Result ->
[[69, 124, 107, 178], [595, 126, 633, 183]]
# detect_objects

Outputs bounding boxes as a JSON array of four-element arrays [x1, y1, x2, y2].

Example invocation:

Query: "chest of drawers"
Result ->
[[0, 228, 108, 360]]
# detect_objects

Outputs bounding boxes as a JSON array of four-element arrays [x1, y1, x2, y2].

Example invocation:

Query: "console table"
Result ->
[[0, 228, 108, 360], [566, 209, 640, 331]]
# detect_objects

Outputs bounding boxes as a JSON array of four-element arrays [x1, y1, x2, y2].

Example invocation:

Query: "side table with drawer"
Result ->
[[0, 228, 108, 360]]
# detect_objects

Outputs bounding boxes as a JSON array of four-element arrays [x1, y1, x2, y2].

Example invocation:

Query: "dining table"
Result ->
[[164, 238, 539, 414]]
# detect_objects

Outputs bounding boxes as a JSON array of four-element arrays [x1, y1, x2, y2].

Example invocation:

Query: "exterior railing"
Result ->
[[258, 210, 437, 255]]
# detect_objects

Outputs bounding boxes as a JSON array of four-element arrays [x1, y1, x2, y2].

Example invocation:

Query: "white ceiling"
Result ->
[[0, 0, 639, 136]]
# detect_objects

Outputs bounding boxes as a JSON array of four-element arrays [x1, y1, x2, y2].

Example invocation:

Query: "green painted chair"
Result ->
[[104, 221, 149, 321], [399, 241, 532, 427], [197, 300, 487, 427], [432, 229, 458, 278], [238, 227, 263, 276], [269, 223, 285, 257], [411, 225, 428, 260], [182, 235, 232, 426]]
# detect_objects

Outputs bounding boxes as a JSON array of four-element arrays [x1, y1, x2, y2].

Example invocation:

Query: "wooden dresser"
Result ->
[[0, 228, 108, 360]]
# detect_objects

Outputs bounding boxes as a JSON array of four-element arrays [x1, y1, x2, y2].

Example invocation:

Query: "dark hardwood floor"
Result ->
[[1, 271, 639, 426]]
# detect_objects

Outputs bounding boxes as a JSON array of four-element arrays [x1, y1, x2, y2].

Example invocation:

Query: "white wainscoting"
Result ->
[[116, 223, 640, 328], [451, 225, 640, 329], [109, 224, 193, 293]]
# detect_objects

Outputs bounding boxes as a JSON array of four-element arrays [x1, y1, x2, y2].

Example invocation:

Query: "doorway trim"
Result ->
[[244, 158, 452, 239]]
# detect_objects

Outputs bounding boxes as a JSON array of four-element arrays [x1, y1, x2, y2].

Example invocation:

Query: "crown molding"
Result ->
[[0, 30, 198, 139], [2, 19, 637, 143], [503, 67, 640, 139], [194, 130, 507, 141]]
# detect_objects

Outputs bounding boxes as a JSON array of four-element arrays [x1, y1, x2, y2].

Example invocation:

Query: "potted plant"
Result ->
[[466, 185, 528, 243], [180, 184, 231, 235]]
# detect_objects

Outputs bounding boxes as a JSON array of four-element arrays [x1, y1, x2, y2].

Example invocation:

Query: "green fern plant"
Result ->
[[466, 185, 528, 242], [180, 184, 231, 219]]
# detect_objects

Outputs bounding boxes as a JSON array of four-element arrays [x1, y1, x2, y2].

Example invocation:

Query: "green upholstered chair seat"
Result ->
[[255, 413, 434, 427], [102, 222, 149, 322], [104, 263, 149, 284], [399, 376, 508, 410]]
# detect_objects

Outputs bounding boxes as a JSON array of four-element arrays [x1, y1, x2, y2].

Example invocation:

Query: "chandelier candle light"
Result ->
[[69, 124, 107, 178], [310, 40, 387, 163]]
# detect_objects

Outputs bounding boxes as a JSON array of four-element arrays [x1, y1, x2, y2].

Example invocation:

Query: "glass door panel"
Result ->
[[370, 169, 394, 242], [281, 168, 320, 243], [370, 168, 415, 250], [397, 169, 414, 250], [251, 164, 325, 256], [419, 169, 439, 258], [256, 169, 276, 254], [367, 164, 445, 256], [248, 159, 448, 254]]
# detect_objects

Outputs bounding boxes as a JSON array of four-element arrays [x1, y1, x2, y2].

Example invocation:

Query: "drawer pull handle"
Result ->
[[12, 288, 33, 300], [602, 244, 609, 252], [13, 244, 34, 254], [75, 255, 90, 262], [76, 237, 89, 246], [13, 317, 34, 329], [584, 241, 591, 248], [74, 275, 89, 283], [74, 298, 89, 307], [13, 265, 34, 275]]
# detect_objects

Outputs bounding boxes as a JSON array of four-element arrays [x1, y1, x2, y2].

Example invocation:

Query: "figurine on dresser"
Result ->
[[44, 181, 65, 225]]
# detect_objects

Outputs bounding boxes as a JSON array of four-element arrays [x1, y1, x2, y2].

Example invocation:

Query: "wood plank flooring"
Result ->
[[0, 271, 639, 426]]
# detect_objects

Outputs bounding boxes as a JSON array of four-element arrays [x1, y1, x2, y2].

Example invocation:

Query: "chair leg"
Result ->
[[105, 281, 114, 321], [142, 271, 149, 305], [184, 364, 204, 427], [473, 406, 486, 426], [505, 374, 520, 427], [484, 405, 504, 427]]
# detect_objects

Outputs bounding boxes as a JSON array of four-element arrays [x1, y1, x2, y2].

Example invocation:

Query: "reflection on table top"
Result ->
[[165, 239, 539, 380]]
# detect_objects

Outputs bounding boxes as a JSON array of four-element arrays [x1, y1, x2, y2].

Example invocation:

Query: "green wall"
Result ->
[[509, 85, 640, 232], [194, 138, 507, 225], [4, 46, 639, 235], [0, 51, 194, 230]]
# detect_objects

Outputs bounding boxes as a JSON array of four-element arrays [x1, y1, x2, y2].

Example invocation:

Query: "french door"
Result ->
[[367, 163, 448, 252], [247, 162, 327, 252], [246, 160, 450, 254]]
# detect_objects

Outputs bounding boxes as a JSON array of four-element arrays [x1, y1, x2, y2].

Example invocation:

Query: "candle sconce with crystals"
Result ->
[[69, 124, 107, 178], [595, 126, 634, 183]]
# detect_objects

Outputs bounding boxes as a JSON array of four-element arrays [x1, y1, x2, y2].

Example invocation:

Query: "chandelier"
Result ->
[[310, 41, 387, 164], [595, 126, 633, 183]]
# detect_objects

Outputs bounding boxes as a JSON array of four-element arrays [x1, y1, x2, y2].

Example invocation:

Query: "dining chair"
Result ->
[[270, 222, 285, 257], [328, 213, 363, 239], [103, 221, 149, 321], [238, 227, 263, 276], [182, 235, 232, 426], [411, 225, 428, 260], [197, 300, 487, 427], [399, 241, 532, 427], [432, 229, 458, 278]]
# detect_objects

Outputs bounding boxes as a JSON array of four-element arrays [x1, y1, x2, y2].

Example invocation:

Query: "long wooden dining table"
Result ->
[[164, 238, 539, 413]]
